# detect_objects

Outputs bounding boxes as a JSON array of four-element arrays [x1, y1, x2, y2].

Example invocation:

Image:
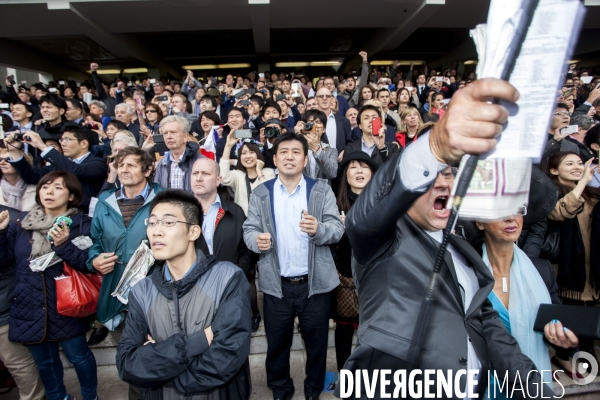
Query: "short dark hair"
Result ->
[[262, 101, 281, 117], [149, 189, 203, 229], [584, 124, 600, 149], [65, 98, 83, 111], [302, 110, 327, 128], [35, 171, 83, 209], [62, 122, 98, 148], [273, 132, 309, 156], [107, 120, 128, 131], [227, 107, 246, 119], [39, 94, 67, 111], [113, 147, 155, 182], [249, 95, 264, 110], [357, 105, 381, 123], [555, 103, 570, 112], [13, 101, 34, 118], [199, 110, 221, 126], [377, 88, 390, 97], [200, 95, 218, 109]]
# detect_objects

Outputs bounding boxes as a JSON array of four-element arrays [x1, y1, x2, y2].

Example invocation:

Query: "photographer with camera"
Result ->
[[3, 122, 108, 214], [259, 118, 287, 170], [293, 110, 338, 182]]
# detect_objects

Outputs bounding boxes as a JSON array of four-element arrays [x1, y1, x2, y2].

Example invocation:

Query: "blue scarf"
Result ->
[[482, 244, 552, 382]]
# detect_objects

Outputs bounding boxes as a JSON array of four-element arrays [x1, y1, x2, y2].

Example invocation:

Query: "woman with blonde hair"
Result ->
[[562, 89, 575, 114], [395, 106, 435, 147]]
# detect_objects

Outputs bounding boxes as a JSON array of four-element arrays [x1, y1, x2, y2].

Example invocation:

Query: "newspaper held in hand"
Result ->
[[111, 241, 154, 304], [453, 0, 585, 221]]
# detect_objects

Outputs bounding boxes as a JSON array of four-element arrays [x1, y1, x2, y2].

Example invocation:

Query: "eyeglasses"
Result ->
[[145, 110, 157, 114], [59, 137, 77, 144], [144, 217, 194, 228], [439, 167, 458, 180], [553, 112, 570, 117], [315, 94, 332, 99], [0, 157, 11, 163]]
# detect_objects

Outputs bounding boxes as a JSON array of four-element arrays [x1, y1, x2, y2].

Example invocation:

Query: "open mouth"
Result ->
[[433, 196, 449, 214]]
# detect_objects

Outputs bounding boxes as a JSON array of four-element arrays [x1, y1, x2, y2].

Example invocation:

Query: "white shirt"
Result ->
[[325, 111, 337, 150]]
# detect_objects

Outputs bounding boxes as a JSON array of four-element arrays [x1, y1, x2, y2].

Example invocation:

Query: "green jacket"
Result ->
[[86, 183, 164, 326]]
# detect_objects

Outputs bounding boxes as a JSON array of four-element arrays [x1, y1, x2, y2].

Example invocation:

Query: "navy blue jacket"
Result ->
[[0, 212, 92, 344]]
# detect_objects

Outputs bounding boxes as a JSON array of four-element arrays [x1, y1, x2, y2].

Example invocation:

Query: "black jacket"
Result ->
[[10, 149, 108, 213], [331, 113, 353, 154], [338, 150, 551, 398], [342, 137, 398, 167], [196, 198, 252, 276]]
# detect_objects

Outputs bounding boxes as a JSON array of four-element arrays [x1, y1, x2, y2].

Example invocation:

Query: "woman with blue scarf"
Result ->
[[475, 214, 580, 398]]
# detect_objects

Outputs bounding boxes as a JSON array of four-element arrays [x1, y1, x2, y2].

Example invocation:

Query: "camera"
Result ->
[[303, 122, 314, 131], [84, 123, 99, 130], [264, 126, 280, 139], [13, 133, 30, 141]]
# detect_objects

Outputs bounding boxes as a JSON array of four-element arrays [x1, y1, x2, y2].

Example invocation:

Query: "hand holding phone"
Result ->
[[371, 117, 382, 137]]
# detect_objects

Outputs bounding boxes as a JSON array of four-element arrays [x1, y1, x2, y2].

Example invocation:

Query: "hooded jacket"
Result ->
[[116, 250, 251, 400], [154, 141, 204, 192]]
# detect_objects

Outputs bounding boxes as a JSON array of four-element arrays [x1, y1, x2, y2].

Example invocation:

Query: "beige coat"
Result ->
[[219, 159, 275, 215], [0, 183, 37, 212]]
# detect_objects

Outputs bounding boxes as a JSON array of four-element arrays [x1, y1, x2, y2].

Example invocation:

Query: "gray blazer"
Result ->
[[243, 176, 344, 298], [303, 142, 338, 181]]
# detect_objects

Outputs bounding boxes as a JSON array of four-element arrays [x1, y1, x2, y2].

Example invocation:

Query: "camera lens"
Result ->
[[304, 122, 314, 131], [264, 126, 280, 139], [13, 133, 23, 141]]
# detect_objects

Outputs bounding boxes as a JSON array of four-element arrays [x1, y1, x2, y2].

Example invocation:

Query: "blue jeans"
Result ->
[[27, 334, 98, 400]]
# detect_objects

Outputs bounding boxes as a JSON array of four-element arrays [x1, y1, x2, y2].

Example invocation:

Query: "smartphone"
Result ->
[[232, 89, 245, 98], [149, 78, 156, 84], [436, 77, 444, 82], [246, 89, 255, 95], [581, 76, 593, 84], [240, 99, 251, 106], [211, 77, 218, 86], [127, 82, 133, 87], [405, 86, 414, 92], [20, 80, 27, 85], [136, 98, 142, 106], [259, 73, 265, 78], [292, 82, 301, 97], [7, 75, 16, 86], [372, 117, 382, 136], [560, 125, 578, 135], [442, 99, 451, 105], [275, 94, 287, 101], [153, 134, 168, 156], [156, 95, 168, 102], [59, 80, 65, 85], [83, 92, 93, 104], [0, 103, 9, 109], [234, 129, 253, 139], [49, 87, 57, 93]]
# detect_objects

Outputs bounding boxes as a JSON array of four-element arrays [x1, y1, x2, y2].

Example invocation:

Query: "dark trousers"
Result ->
[[263, 280, 330, 398], [335, 322, 355, 371]]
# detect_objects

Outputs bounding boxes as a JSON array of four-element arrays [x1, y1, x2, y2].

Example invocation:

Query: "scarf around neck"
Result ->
[[20, 205, 78, 259], [482, 243, 552, 375], [1, 178, 27, 210]]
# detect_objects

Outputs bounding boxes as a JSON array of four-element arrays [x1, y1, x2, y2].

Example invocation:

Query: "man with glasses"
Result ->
[[543, 103, 580, 159], [323, 77, 349, 116], [3, 122, 107, 213], [315, 88, 352, 156], [117, 189, 251, 400], [87, 147, 162, 398]]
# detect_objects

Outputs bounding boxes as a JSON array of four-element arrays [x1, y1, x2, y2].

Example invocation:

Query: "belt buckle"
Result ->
[[290, 277, 303, 285]]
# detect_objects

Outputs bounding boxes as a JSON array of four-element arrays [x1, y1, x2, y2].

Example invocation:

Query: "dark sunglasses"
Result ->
[[0, 157, 11, 162], [145, 109, 157, 114]]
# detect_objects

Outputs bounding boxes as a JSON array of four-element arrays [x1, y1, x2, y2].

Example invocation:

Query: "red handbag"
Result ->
[[56, 262, 102, 318]]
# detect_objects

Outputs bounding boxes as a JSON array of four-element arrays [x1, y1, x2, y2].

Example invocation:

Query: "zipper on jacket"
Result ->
[[261, 198, 283, 297], [171, 281, 185, 335]]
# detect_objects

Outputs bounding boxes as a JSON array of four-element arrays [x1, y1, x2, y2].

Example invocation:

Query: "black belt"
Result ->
[[281, 274, 308, 284]]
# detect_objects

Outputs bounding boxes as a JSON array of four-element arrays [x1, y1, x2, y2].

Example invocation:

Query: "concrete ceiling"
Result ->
[[0, 0, 599, 79]]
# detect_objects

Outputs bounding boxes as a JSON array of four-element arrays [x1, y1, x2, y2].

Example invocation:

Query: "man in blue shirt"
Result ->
[[244, 132, 344, 400]]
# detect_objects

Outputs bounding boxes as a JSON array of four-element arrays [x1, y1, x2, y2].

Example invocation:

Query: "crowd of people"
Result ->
[[0, 52, 599, 400]]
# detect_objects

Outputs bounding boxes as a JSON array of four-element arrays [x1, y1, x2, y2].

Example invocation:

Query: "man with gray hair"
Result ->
[[154, 115, 204, 191], [89, 100, 112, 129], [568, 114, 597, 162], [115, 103, 141, 144]]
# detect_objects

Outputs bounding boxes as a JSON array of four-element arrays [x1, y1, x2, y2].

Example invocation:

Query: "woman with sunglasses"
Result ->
[[139, 103, 163, 138], [0, 146, 36, 211], [0, 171, 97, 400]]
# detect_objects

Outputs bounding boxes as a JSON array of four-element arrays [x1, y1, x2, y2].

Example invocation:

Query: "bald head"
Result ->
[[191, 157, 221, 200], [315, 88, 333, 113]]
